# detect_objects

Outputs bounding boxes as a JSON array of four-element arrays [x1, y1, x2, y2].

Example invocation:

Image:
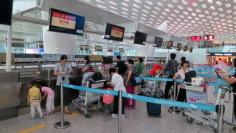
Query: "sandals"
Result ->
[[64, 110, 72, 115]]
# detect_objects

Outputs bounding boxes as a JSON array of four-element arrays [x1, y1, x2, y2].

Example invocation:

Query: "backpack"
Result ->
[[91, 72, 103, 81]]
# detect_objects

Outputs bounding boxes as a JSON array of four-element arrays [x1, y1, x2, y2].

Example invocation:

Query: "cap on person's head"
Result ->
[[170, 53, 176, 59]]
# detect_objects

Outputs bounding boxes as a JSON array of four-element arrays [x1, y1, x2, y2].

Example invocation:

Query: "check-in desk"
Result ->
[[0, 72, 20, 120]]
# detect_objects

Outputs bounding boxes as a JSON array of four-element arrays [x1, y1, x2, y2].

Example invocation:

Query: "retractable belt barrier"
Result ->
[[63, 83, 216, 112], [63, 76, 225, 133]]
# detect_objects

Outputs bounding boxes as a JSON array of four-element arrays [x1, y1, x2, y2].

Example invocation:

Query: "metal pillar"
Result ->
[[5, 26, 12, 72], [217, 105, 225, 133], [118, 91, 122, 133], [55, 82, 71, 129]]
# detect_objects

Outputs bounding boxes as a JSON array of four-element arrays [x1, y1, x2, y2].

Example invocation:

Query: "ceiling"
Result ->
[[79, 0, 236, 37]]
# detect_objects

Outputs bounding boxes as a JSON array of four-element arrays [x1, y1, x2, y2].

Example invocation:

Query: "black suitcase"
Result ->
[[146, 102, 161, 117]]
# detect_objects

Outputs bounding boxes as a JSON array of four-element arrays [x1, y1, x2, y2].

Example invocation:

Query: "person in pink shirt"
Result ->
[[40, 82, 55, 115]]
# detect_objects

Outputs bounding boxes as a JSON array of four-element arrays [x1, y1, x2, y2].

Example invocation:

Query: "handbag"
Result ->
[[103, 88, 114, 105]]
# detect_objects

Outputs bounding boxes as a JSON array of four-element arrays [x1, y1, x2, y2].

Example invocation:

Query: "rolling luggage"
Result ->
[[143, 81, 163, 118], [146, 102, 161, 117]]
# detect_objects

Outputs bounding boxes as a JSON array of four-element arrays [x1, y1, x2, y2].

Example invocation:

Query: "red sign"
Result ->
[[191, 35, 214, 42]]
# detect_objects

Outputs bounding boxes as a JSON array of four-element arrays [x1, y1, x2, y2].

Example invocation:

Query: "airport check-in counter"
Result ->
[[0, 72, 20, 120]]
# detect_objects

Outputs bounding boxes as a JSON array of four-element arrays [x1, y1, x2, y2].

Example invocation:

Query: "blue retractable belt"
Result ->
[[63, 83, 216, 112]]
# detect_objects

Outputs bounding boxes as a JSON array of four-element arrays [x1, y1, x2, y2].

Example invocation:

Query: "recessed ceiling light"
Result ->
[[212, 12, 218, 16], [174, 9, 180, 13], [165, 8, 170, 12], [96, 4, 106, 9], [134, 0, 142, 4], [95, 0, 105, 4], [109, 6, 117, 10], [144, 5, 151, 10], [172, 0, 178, 3], [121, 2, 129, 7], [207, 0, 213, 3], [146, 1, 153, 5], [196, 9, 202, 13], [201, 4, 207, 8], [182, 0, 188, 5], [108, 1, 117, 6], [142, 10, 150, 14], [168, 4, 174, 8], [157, 2, 164, 7], [133, 4, 140, 8], [121, 7, 128, 11], [132, 8, 139, 12], [210, 6, 215, 10], [216, 1, 222, 6], [225, 3, 231, 8], [226, 9, 232, 14], [187, 7, 193, 11], [192, 2, 198, 7], [121, 12, 128, 15], [178, 5, 184, 10]]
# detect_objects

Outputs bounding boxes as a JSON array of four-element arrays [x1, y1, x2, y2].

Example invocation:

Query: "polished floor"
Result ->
[[0, 102, 234, 133]]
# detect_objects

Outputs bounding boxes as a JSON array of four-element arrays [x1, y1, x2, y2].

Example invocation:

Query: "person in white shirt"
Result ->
[[108, 67, 126, 118], [173, 61, 190, 102]]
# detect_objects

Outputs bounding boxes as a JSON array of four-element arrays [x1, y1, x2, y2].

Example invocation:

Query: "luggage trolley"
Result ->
[[72, 79, 106, 118], [183, 81, 228, 132]]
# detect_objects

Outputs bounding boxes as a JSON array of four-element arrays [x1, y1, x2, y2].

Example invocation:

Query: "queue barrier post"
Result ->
[[55, 82, 71, 129], [118, 90, 122, 133], [217, 105, 225, 133]]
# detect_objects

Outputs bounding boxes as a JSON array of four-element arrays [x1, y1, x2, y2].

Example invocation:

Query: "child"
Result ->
[[40, 81, 55, 115], [27, 80, 43, 119], [108, 67, 126, 119]]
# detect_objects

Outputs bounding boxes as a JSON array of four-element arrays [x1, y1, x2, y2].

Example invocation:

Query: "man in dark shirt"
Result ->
[[115, 55, 127, 77], [164, 53, 179, 99]]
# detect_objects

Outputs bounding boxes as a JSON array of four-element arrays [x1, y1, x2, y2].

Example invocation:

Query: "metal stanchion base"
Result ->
[[54, 121, 71, 129]]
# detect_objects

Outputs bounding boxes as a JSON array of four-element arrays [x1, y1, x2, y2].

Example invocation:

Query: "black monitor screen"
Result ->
[[0, 0, 13, 25], [154, 36, 163, 47], [134, 31, 147, 45], [104, 23, 125, 41], [49, 8, 85, 35]]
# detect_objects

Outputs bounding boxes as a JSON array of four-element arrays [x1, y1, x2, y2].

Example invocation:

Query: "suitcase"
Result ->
[[146, 102, 161, 117]]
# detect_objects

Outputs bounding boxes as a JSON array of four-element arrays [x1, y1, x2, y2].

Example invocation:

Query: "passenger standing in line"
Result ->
[[54, 55, 72, 115], [108, 68, 126, 119], [134, 57, 145, 94], [173, 61, 189, 102], [100, 57, 113, 81], [40, 82, 55, 115], [115, 55, 127, 77], [27, 80, 43, 119], [164, 53, 179, 99], [82, 56, 93, 73], [216, 58, 236, 132], [126, 59, 136, 109]]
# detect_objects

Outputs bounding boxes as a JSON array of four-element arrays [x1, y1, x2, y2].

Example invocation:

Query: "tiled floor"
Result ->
[[0, 102, 233, 133]]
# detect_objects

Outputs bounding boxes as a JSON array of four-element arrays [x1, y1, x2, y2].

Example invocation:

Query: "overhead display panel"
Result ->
[[104, 23, 125, 41], [134, 31, 147, 45], [154, 36, 163, 47], [0, 0, 13, 25], [49, 8, 85, 35]]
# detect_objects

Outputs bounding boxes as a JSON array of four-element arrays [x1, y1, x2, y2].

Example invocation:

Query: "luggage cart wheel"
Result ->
[[84, 112, 91, 118], [187, 117, 194, 123]]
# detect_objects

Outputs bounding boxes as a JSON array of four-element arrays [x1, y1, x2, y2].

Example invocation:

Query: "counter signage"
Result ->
[[208, 52, 234, 56], [191, 35, 214, 42]]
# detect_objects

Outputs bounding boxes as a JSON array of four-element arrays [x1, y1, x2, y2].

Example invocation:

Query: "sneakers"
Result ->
[[111, 114, 118, 118], [111, 114, 126, 119]]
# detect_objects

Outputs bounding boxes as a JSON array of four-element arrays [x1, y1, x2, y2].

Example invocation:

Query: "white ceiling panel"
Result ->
[[79, 0, 236, 37]]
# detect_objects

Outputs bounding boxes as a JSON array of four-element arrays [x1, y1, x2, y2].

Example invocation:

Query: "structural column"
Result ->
[[5, 26, 12, 72]]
